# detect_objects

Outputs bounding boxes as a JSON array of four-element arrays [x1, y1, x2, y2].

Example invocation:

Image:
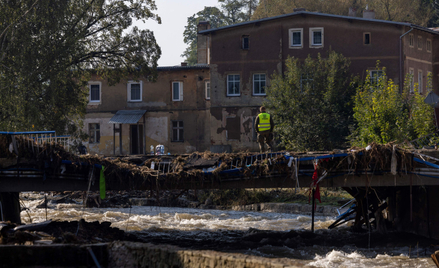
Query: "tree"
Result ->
[[253, 0, 434, 27], [219, 0, 259, 23], [264, 51, 357, 151], [182, 6, 226, 65], [182, 0, 258, 65], [0, 0, 161, 136], [350, 65, 436, 147], [426, 0, 439, 27]]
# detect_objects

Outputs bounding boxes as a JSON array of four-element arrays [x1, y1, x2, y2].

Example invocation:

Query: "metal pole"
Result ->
[[399, 27, 413, 92], [119, 124, 123, 155], [113, 124, 116, 156], [143, 114, 146, 155], [137, 122, 140, 155], [0, 201, 3, 221], [311, 189, 315, 233]]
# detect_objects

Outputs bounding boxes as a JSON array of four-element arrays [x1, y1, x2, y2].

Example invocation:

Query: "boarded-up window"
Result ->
[[89, 123, 100, 143], [172, 121, 184, 142], [226, 117, 240, 140]]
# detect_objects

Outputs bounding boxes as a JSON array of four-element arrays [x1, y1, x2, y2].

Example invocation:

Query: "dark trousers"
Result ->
[[257, 131, 272, 152]]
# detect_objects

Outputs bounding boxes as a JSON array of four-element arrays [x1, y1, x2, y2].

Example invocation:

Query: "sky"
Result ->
[[139, 0, 220, 67]]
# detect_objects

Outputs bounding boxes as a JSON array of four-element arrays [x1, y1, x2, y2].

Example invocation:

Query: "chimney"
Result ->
[[348, 7, 356, 17], [293, 8, 306, 12], [181, 62, 187, 67], [197, 21, 211, 65], [363, 9, 375, 19]]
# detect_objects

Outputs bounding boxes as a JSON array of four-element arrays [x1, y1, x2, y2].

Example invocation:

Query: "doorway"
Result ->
[[130, 124, 144, 154]]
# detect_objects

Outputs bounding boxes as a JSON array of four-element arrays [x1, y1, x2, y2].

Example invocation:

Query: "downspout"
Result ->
[[400, 26, 414, 92], [280, 24, 283, 75]]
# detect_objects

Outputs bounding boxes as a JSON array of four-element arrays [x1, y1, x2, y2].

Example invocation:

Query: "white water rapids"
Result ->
[[19, 192, 434, 268]]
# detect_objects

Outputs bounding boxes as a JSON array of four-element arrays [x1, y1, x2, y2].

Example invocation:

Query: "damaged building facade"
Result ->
[[84, 65, 211, 155], [199, 10, 439, 153], [84, 9, 439, 155]]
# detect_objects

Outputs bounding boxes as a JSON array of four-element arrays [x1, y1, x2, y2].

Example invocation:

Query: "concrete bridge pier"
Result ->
[[0, 192, 21, 224]]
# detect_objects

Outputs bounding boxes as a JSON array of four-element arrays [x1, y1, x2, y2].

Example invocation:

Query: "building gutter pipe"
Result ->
[[400, 27, 414, 91]]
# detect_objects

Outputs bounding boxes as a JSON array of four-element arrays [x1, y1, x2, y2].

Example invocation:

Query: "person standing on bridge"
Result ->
[[255, 106, 274, 152]]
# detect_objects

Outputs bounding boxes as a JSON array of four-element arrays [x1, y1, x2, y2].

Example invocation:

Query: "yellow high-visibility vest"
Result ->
[[258, 113, 271, 132]]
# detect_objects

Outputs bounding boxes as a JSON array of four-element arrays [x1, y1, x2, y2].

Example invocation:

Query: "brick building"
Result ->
[[84, 9, 439, 155], [198, 10, 439, 152]]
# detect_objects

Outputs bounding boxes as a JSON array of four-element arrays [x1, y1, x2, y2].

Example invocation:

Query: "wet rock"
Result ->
[[204, 198, 213, 206], [259, 237, 283, 246], [299, 231, 317, 239], [282, 230, 300, 239], [11, 230, 39, 245]]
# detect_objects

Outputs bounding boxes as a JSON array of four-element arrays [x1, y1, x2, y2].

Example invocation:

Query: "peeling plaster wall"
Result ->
[[84, 113, 130, 155], [84, 67, 211, 155], [207, 14, 439, 152], [210, 107, 259, 152]]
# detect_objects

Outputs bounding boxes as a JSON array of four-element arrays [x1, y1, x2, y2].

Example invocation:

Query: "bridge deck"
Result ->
[[1, 137, 439, 192]]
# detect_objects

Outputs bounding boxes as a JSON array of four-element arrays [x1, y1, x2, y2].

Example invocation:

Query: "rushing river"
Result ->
[[19, 192, 435, 268]]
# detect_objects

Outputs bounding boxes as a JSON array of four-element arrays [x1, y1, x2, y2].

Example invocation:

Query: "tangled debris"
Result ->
[[0, 136, 430, 192], [0, 219, 140, 245]]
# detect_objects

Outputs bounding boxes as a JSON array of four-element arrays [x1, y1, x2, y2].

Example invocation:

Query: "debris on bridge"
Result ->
[[0, 133, 436, 192], [2, 132, 439, 240]]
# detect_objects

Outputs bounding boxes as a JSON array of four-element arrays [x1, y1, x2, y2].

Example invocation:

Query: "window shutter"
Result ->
[[179, 82, 183, 101]]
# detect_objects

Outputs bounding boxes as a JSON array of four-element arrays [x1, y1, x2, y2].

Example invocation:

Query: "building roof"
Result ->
[[109, 110, 146, 124], [199, 11, 439, 36], [157, 64, 209, 71]]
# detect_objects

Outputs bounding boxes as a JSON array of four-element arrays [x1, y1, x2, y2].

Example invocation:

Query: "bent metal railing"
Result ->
[[0, 131, 72, 153]]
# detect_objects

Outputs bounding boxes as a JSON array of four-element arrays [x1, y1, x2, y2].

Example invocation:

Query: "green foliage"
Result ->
[[264, 51, 357, 151], [253, 0, 434, 27], [182, 0, 257, 65], [182, 6, 226, 65], [350, 65, 436, 147], [197, 188, 350, 207], [426, 0, 439, 27], [0, 0, 161, 137], [218, 0, 258, 23]]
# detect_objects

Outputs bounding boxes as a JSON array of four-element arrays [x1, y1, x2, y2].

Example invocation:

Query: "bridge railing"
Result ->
[[148, 152, 288, 175], [0, 131, 72, 153], [36, 135, 71, 152], [405, 131, 439, 149]]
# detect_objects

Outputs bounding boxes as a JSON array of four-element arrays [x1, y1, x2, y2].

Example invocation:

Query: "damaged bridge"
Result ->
[[1, 132, 439, 240]]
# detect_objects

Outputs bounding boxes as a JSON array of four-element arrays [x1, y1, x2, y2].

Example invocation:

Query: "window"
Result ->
[[172, 81, 183, 101], [418, 70, 423, 93], [409, 68, 414, 93], [289, 28, 303, 48], [89, 82, 101, 103], [89, 123, 100, 144], [370, 70, 384, 86], [172, 121, 184, 142], [227, 74, 240, 96], [128, 81, 142, 102], [225, 116, 240, 140], [242, 35, 249, 50], [310, 27, 324, 47], [364, 32, 371, 45], [205, 80, 210, 100], [300, 73, 314, 91], [418, 36, 422, 50], [427, 39, 432, 52], [253, 74, 266, 95], [409, 34, 414, 48]]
